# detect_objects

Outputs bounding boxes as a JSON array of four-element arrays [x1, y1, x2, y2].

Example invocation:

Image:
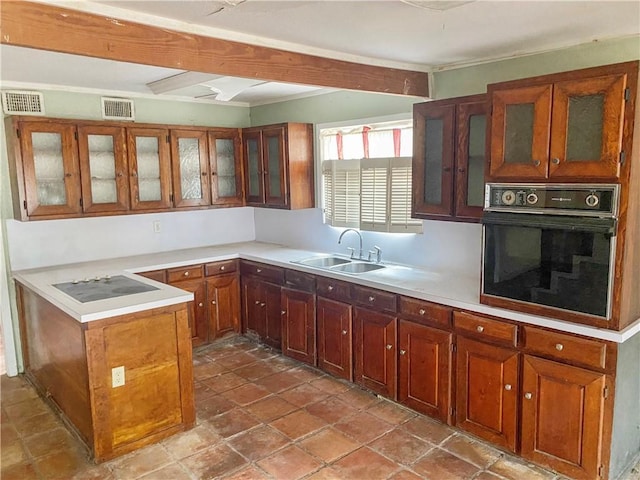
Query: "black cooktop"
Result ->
[[53, 275, 159, 303]]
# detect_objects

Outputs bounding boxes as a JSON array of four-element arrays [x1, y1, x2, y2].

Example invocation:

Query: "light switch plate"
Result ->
[[112, 366, 125, 388]]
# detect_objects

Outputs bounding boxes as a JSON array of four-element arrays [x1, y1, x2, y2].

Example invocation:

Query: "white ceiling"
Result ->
[[1, 0, 639, 105]]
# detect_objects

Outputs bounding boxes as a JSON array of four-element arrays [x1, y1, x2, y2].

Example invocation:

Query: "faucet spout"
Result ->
[[338, 228, 363, 260]]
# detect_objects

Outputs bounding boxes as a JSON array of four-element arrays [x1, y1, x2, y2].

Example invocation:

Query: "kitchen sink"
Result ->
[[331, 262, 386, 274], [295, 255, 352, 268]]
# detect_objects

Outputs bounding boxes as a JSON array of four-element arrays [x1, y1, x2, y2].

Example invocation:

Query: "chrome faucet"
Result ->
[[338, 228, 363, 260], [368, 245, 382, 264]]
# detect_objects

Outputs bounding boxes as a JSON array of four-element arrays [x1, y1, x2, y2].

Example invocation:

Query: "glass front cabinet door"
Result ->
[[170, 130, 211, 208], [209, 129, 244, 206], [262, 127, 287, 207], [243, 130, 264, 205], [489, 68, 629, 181], [127, 127, 172, 210], [412, 94, 486, 221], [19, 122, 82, 217], [77, 125, 129, 213]]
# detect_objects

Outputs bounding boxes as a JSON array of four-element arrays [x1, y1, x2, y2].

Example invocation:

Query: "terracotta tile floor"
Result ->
[[2, 336, 639, 480]]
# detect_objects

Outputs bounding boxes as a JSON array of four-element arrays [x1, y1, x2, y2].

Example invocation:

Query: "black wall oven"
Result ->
[[481, 184, 619, 321]]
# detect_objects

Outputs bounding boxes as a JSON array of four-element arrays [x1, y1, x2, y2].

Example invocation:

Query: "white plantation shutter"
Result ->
[[322, 160, 360, 228], [360, 158, 389, 232], [390, 157, 422, 232]]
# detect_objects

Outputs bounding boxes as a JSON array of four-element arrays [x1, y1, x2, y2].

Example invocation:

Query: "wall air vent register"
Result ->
[[1, 90, 45, 115], [101, 97, 135, 121]]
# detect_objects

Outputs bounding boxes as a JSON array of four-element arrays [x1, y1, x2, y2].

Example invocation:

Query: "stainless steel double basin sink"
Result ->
[[292, 255, 386, 274]]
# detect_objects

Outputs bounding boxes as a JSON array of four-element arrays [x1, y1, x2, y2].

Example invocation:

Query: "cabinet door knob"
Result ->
[[260, 302, 266, 307], [198, 302, 203, 307], [386, 344, 393, 350], [65, 173, 72, 178], [443, 167, 452, 172], [211, 300, 216, 305], [524, 392, 533, 400], [368, 296, 375, 302], [255, 300, 261, 305], [257, 268, 262, 273], [418, 308, 426, 315], [533, 160, 541, 167], [458, 168, 466, 173], [504, 384, 512, 391], [202, 172, 207, 176], [328, 285, 334, 291], [116, 172, 123, 177], [476, 325, 484, 333], [551, 158, 560, 165], [184, 271, 190, 276], [555, 343, 564, 351], [342, 330, 348, 335], [132, 171, 138, 177], [281, 310, 286, 315], [400, 349, 406, 355], [220, 266, 225, 271]]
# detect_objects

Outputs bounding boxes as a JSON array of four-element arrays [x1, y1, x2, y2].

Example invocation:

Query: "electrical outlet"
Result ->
[[153, 221, 161, 233], [112, 366, 125, 388]]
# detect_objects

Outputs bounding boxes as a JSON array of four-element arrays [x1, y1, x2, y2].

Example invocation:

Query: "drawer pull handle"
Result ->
[[260, 302, 266, 307], [184, 271, 190, 276], [418, 309, 426, 315], [328, 285, 334, 291], [555, 343, 564, 351], [220, 266, 225, 271], [400, 349, 406, 355], [198, 302, 203, 307], [281, 310, 286, 315], [257, 268, 262, 273], [255, 300, 261, 305], [369, 296, 375, 302], [504, 384, 512, 391], [211, 300, 216, 305], [341, 330, 348, 335], [386, 344, 393, 350], [476, 325, 484, 333], [524, 392, 532, 400]]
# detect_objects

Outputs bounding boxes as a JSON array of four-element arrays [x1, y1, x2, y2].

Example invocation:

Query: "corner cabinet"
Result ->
[[488, 61, 638, 182], [412, 94, 486, 221], [242, 123, 314, 209]]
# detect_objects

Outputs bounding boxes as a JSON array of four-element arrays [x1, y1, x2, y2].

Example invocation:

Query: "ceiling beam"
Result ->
[[0, 1, 429, 97]]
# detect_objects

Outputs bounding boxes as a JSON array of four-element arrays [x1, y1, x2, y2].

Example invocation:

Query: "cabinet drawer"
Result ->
[[454, 311, 517, 346], [523, 326, 613, 371], [240, 260, 284, 284], [167, 265, 203, 283], [399, 297, 451, 328], [205, 260, 238, 276], [316, 277, 351, 303], [284, 269, 316, 293], [352, 285, 397, 313]]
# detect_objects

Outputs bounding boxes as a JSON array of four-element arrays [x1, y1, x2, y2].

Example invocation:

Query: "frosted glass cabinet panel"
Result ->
[[170, 130, 210, 207], [78, 125, 129, 213], [19, 122, 81, 217], [243, 131, 263, 205], [127, 128, 172, 210], [209, 129, 243, 206], [263, 127, 286, 206]]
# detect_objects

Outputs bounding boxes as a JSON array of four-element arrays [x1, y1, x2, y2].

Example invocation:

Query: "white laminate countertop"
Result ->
[[12, 241, 640, 343]]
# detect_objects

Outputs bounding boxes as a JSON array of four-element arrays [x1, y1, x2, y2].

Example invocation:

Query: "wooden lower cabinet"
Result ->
[[169, 279, 208, 347], [398, 320, 452, 423], [241, 276, 282, 349], [17, 284, 195, 462], [521, 355, 610, 480], [317, 297, 353, 381], [354, 308, 397, 399], [456, 336, 519, 451], [281, 288, 316, 365], [207, 274, 240, 341]]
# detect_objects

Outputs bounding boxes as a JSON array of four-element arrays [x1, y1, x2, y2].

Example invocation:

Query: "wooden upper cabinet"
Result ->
[[18, 121, 82, 217], [170, 130, 210, 208], [127, 127, 172, 210], [77, 125, 129, 213], [208, 129, 244, 206], [412, 94, 486, 221], [242, 123, 314, 210], [521, 355, 609, 480], [488, 63, 634, 182]]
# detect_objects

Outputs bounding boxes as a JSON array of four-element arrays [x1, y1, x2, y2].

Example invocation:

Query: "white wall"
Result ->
[[7, 208, 256, 271], [253, 208, 482, 277]]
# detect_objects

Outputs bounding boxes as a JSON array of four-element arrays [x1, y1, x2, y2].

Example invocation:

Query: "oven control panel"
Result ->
[[485, 184, 619, 217]]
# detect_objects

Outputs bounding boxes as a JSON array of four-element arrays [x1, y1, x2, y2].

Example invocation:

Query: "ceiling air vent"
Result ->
[[101, 97, 135, 121], [2, 90, 45, 115]]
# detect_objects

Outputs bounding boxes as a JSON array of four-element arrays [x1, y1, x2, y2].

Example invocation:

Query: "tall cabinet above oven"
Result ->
[[482, 61, 640, 331]]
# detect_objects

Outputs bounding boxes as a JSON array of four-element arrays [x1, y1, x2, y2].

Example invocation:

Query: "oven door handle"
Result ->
[[482, 212, 617, 235]]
